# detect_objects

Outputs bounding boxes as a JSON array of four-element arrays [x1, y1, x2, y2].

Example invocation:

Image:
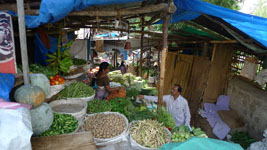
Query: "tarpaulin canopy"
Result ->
[[7, 0, 267, 52], [9, 0, 144, 28], [166, 0, 267, 49]]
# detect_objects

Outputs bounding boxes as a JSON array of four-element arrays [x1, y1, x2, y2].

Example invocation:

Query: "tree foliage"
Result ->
[[253, 0, 267, 18], [202, 0, 243, 10]]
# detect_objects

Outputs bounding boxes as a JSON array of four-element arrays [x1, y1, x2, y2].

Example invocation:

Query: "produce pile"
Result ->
[[109, 97, 136, 118], [231, 131, 257, 149], [87, 99, 112, 113], [29, 64, 58, 78], [72, 58, 87, 66], [106, 88, 126, 101], [84, 113, 127, 139], [67, 67, 84, 76], [128, 108, 155, 122], [56, 82, 94, 100], [126, 88, 140, 99], [40, 113, 78, 137], [130, 120, 170, 148], [108, 71, 146, 91], [156, 107, 176, 129], [171, 125, 208, 143], [140, 87, 158, 96], [49, 74, 65, 85]]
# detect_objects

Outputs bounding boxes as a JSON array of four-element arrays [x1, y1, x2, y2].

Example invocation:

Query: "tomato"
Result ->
[[55, 81, 59, 85], [58, 78, 63, 82], [50, 81, 55, 85], [50, 76, 54, 80], [56, 74, 59, 78]]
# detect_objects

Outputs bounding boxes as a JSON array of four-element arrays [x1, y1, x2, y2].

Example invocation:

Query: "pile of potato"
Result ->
[[84, 113, 127, 139]]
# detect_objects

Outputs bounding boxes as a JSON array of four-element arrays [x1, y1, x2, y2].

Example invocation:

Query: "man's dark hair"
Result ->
[[174, 84, 182, 92]]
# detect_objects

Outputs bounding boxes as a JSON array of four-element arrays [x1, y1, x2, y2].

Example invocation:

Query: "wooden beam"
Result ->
[[210, 40, 237, 44], [68, 3, 176, 17], [158, 14, 169, 107], [4, 2, 176, 17]]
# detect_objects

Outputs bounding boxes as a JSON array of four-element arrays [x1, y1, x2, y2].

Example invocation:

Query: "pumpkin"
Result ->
[[31, 103, 54, 136], [29, 73, 50, 96], [14, 84, 45, 107]]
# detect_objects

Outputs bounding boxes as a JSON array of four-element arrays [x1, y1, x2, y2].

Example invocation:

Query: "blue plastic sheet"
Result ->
[[34, 34, 72, 65], [8, 0, 144, 28], [7, 0, 267, 49], [160, 137, 243, 150], [162, 0, 267, 48], [0, 73, 15, 101]]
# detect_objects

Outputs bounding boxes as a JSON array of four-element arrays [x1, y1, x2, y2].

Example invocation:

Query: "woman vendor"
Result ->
[[94, 62, 123, 100]]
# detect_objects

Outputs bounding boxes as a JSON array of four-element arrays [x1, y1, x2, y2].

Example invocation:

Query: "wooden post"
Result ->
[[17, 0, 30, 84], [202, 42, 209, 57], [158, 14, 169, 107], [139, 16, 144, 77], [148, 47, 151, 78], [211, 44, 217, 62], [158, 41, 161, 72]]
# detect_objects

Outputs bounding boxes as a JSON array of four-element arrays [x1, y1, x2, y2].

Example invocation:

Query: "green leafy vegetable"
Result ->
[[128, 109, 155, 122], [56, 82, 94, 99], [29, 64, 58, 78], [231, 131, 257, 149], [156, 107, 176, 129], [72, 58, 87, 66], [109, 97, 136, 118], [87, 99, 112, 113]]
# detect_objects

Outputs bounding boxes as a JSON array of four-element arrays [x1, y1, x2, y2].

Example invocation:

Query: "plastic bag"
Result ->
[[49, 99, 87, 125], [0, 73, 15, 101], [0, 107, 33, 150], [249, 129, 267, 150], [46, 84, 65, 99]]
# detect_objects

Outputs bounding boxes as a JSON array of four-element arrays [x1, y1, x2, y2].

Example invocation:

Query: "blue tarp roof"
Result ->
[[166, 0, 267, 49], [8, 0, 267, 50]]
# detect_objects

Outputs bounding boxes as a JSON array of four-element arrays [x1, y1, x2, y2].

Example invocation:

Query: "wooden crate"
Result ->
[[31, 131, 96, 150]]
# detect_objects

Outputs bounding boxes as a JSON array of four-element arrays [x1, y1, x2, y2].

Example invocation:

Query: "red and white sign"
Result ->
[[0, 12, 16, 74]]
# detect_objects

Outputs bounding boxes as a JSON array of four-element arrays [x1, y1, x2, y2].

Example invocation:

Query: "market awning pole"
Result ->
[[17, 0, 30, 85], [139, 16, 144, 77], [158, 14, 169, 107]]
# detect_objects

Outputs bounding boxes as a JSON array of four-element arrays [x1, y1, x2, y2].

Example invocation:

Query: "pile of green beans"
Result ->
[[40, 113, 78, 137], [56, 82, 94, 99]]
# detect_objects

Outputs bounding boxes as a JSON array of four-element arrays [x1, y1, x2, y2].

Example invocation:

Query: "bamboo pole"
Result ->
[[17, 0, 30, 85], [158, 14, 169, 107], [139, 16, 144, 77], [158, 41, 161, 72]]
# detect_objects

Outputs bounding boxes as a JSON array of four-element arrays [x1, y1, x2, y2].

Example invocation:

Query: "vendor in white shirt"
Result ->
[[138, 84, 191, 127]]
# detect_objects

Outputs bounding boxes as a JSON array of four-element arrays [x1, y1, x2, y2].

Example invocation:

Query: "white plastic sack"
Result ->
[[46, 84, 65, 99], [66, 92, 95, 102], [49, 99, 87, 125], [0, 107, 33, 150], [249, 129, 267, 150], [83, 112, 129, 146]]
